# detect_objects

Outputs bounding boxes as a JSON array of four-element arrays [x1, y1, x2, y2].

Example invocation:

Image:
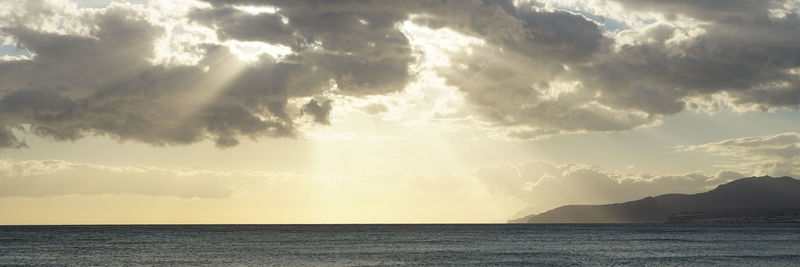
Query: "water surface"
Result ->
[[2, 224, 799, 265]]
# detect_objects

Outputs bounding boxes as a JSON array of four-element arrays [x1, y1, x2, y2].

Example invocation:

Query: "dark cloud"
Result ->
[[612, 0, 775, 22], [190, 6, 295, 45], [579, 13, 800, 114], [190, 1, 414, 95], [0, 3, 321, 148], [510, 7, 610, 62], [0, 0, 799, 147], [432, 2, 654, 136], [0, 0, 431, 148], [436, 0, 800, 138], [302, 98, 332, 125], [0, 126, 25, 148], [0, 17, 299, 147]]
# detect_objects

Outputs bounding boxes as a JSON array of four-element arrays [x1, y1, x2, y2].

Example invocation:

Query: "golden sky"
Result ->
[[1, 0, 800, 224]]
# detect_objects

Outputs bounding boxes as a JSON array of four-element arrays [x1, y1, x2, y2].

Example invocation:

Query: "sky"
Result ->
[[1, 0, 800, 224]]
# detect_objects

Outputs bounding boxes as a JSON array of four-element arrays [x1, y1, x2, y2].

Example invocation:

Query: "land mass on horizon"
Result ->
[[510, 176, 800, 223]]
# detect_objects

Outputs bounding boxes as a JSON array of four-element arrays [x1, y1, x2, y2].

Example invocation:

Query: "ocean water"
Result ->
[[1, 224, 800, 266]]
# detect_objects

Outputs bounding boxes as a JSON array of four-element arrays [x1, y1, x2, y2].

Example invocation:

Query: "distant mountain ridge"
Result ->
[[510, 176, 800, 223]]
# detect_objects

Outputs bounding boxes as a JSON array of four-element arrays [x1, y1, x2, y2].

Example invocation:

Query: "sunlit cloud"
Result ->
[[679, 132, 800, 177], [233, 5, 279, 15], [2, 0, 798, 147], [222, 40, 292, 63]]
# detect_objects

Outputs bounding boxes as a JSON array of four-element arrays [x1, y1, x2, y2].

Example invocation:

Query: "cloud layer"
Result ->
[[682, 131, 800, 177], [0, 159, 250, 198], [477, 131, 800, 214], [0, 0, 799, 147], [475, 161, 742, 213]]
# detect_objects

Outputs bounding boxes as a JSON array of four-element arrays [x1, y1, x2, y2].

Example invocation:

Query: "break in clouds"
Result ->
[[0, 0, 799, 147]]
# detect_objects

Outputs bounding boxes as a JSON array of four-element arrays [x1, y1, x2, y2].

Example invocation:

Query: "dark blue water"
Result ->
[[1, 224, 799, 266]]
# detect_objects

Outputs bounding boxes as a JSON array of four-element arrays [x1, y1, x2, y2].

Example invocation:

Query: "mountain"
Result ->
[[509, 176, 800, 223]]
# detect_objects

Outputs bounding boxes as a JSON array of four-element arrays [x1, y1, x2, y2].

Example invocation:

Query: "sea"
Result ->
[[1, 224, 799, 266]]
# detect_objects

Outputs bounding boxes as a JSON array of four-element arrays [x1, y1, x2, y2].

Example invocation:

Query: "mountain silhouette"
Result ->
[[509, 176, 800, 223]]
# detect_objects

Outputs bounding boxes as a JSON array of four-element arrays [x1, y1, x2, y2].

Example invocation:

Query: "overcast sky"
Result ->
[[1, 0, 800, 224]]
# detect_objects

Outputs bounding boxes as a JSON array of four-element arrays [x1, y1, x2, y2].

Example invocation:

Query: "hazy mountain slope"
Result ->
[[510, 176, 800, 223]]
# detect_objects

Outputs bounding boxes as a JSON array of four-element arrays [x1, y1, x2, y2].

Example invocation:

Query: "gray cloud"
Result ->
[[302, 98, 333, 125], [444, 0, 800, 138], [0, 3, 323, 148], [476, 161, 740, 213], [0, 0, 799, 147], [190, 6, 295, 45], [417, 0, 799, 138], [612, 0, 775, 22], [580, 15, 800, 113], [0, 126, 25, 148], [434, 2, 657, 137], [361, 102, 388, 115], [0, 0, 428, 148], [190, 1, 414, 95]]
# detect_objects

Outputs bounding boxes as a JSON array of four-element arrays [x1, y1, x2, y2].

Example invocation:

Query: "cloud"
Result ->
[[0, 0, 799, 147], [0, 126, 25, 148], [0, 159, 274, 198], [0, 0, 439, 149], [410, 0, 800, 139], [429, 2, 666, 137], [0, 1, 325, 148], [0, 0, 425, 149], [302, 98, 333, 125], [580, 17, 800, 113], [611, 0, 774, 22], [442, 0, 800, 139], [681, 132, 800, 177], [0, 157, 527, 223], [475, 161, 740, 213], [189, 0, 415, 95], [361, 102, 389, 115]]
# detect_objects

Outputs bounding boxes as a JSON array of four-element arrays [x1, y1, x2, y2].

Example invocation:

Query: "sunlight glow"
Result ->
[[233, 5, 279, 15], [223, 40, 293, 63], [400, 17, 485, 68], [536, 81, 581, 101], [147, 0, 216, 66], [176, 50, 250, 121]]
